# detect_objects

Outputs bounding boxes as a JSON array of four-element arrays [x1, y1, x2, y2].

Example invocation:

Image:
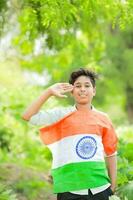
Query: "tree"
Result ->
[[104, 25, 133, 122], [0, 0, 7, 36], [1, 0, 133, 121]]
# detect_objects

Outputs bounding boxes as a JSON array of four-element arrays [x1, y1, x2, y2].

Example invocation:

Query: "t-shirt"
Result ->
[[29, 105, 117, 194]]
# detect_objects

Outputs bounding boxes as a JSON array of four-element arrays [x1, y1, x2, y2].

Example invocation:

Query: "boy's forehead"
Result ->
[[74, 76, 91, 84]]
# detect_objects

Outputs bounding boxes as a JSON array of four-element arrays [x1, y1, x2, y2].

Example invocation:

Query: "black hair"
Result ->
[[69, 68, 98, 87]]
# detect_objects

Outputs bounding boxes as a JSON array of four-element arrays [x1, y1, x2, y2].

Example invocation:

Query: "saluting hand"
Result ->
[[49, 83, 74, 98]]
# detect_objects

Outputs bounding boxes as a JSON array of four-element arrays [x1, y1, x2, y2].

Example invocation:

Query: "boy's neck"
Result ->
[[75, 103, 92, 111]]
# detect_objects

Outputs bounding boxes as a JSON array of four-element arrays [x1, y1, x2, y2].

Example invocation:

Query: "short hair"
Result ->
[[69, 68, 98, 87]]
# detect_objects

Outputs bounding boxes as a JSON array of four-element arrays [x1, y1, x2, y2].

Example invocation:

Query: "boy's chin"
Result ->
[[76, 100, 90, 105]]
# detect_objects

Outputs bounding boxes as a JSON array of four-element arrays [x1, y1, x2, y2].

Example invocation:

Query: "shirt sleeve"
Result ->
[[29, 106, 75, 126], [102, 120, 118, 157]]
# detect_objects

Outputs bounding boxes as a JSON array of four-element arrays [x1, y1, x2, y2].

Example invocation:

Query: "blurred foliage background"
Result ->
[[0, 0, 133, 199]]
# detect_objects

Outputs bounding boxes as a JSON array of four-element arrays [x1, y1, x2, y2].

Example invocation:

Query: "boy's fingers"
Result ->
[[62, 88, 73, 92], [62, 85, 74, 90], [61, 83, 73, 87], [59, 84, 73, 91], [63, 86, 73, 89], [61, 82, 71, 85], [63, 88, 73, 93]]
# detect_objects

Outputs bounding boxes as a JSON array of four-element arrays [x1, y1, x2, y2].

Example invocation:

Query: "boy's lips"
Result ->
[[79, 94, 87, 97]]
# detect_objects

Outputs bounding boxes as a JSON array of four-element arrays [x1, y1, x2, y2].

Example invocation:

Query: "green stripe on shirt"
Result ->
[[52, 161, 110, 193]]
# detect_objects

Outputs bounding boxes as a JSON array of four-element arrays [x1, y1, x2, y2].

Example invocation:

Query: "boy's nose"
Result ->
[[80, 87, 86, 91]]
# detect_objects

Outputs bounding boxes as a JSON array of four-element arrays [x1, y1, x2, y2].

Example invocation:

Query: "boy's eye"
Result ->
[[75, 85, 90, 88]]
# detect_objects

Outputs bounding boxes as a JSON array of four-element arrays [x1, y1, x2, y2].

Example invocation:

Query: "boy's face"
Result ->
[[71, 75, 96, 105]]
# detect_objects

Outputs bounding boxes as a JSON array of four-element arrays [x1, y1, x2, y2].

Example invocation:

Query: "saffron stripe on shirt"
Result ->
[[39, 110, 109, 145]]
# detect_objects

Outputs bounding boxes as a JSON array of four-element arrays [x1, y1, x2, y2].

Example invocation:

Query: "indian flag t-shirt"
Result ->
[[39, 109, 117, 193]]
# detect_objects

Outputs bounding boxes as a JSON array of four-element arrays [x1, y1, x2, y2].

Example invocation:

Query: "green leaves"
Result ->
[[0, 183, 17, 200], [116, 127, 133, 200], [9, 0, 132, 54], [117, 181, 133, 200]]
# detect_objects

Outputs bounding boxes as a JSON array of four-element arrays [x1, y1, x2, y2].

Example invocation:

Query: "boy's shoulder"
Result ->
[[93, 107, 108, 116], [93, 107, 112, 125]]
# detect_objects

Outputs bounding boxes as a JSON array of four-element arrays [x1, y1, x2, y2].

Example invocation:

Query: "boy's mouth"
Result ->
[[79, 94, 87, 97]]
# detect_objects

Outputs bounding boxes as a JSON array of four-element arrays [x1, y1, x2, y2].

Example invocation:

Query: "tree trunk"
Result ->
[[126, 86, 133, 123]]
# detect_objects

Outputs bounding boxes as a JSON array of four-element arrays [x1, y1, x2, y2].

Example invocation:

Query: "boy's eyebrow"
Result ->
[[74, 82, 91, 85]]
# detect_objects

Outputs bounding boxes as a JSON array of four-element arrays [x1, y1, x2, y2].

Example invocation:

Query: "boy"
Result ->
[[22, 68, 117, 200]]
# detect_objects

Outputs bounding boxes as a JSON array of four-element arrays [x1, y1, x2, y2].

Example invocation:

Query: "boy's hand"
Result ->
[[110, 185, 115, 194], [49, 83, 73, 98]]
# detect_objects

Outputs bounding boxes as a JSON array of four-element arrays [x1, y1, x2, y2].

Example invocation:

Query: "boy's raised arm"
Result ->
[[22, 83, 73, 121]]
